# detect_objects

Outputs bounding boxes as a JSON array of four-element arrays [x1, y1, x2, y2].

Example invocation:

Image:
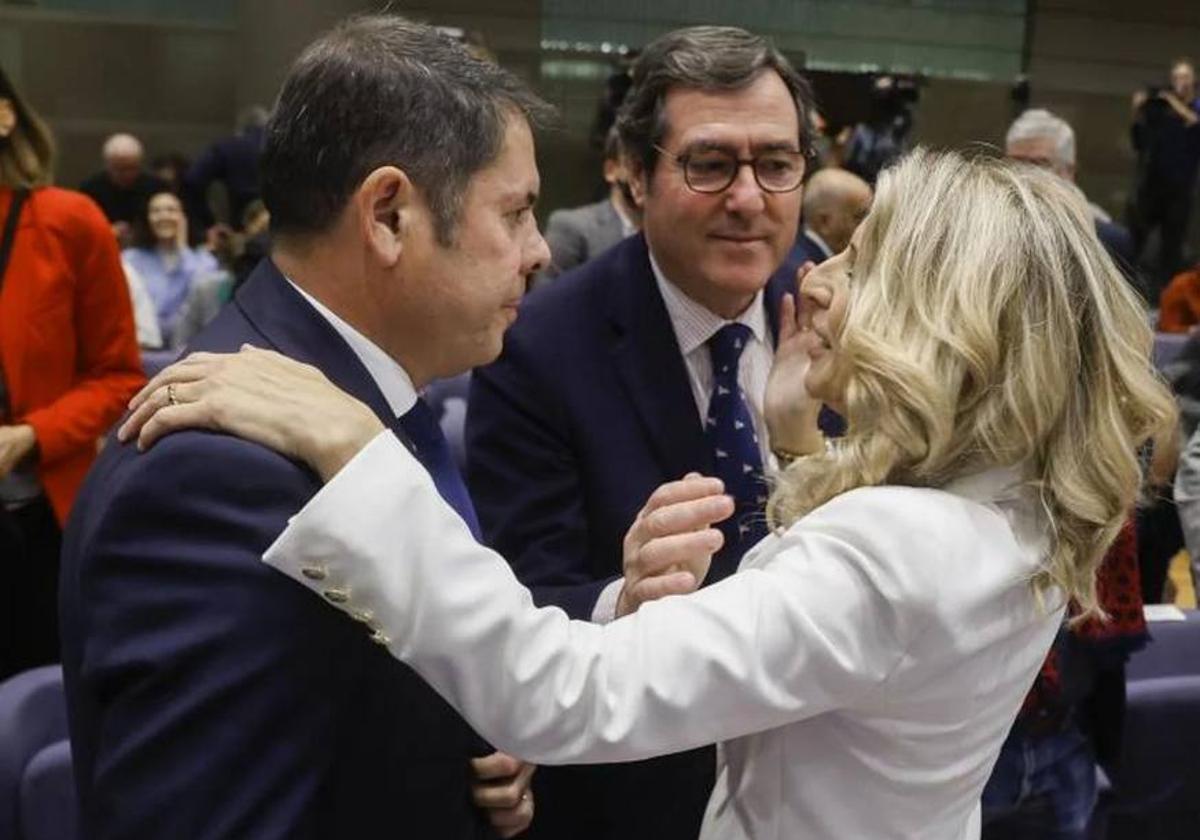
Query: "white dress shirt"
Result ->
[[286, 280, 417, 418], [265, 432, 1064, 840], [649, 253, 773, 465]]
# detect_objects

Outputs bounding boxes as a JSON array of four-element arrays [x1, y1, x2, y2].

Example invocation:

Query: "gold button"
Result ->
[[349, 608, 374, 624], [323, 588, 349, 604], [369, 630, 391, 646], [301, 567, 327, 581]]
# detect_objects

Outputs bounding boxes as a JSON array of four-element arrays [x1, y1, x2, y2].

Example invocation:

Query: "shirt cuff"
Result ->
[[590, 577, 624, 624]]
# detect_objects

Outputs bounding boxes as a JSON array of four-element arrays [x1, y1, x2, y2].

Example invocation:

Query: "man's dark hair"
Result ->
[[261, 14, 553, 244], [616, 26, 815, 179]]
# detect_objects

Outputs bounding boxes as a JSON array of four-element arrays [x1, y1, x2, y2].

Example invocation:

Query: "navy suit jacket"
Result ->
[[792, 229, 832, 266], [464, 233, 798, 840], [60, 260, 494, 839]]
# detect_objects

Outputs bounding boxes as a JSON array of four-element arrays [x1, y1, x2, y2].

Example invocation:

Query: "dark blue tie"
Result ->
[[705, 324, 768, 568], [396, 397, 482, 541]]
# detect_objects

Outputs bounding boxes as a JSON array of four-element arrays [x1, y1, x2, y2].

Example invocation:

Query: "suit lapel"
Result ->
[[232, 259, 397, 427], [603, 236, 713, 479]]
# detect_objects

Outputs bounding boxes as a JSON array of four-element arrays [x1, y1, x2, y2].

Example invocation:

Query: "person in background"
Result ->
[[1006, 108, 1141, 296], [1157, 261, 1200, 333], [121, 190, 219, 345], [183, 105, 267, 239], [79, 132, 166, 248], [533, 126, 639, 286], [792, 167, 872, 266], [1129, 58, 1200, 300], [0, 65, 143, 680]]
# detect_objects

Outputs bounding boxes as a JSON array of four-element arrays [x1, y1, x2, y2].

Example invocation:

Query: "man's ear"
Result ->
[[355, 166, 417, 267], [626, 158, 650, 209]]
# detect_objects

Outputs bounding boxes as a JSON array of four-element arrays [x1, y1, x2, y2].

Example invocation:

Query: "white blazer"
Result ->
[[264, 432, 1064, 840]]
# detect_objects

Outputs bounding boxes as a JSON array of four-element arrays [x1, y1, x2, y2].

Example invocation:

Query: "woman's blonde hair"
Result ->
[[768, 148, 1176, 616], [0, 65, 55, 188]]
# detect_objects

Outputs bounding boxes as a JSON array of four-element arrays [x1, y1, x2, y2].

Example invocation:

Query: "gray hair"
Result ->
[[260, 14, 554, 244], [616, 26, 815, 177], [1005, 108, 1075, 169]]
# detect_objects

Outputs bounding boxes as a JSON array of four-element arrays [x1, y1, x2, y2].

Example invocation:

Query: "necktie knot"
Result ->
[[708, 323, 754, 374]]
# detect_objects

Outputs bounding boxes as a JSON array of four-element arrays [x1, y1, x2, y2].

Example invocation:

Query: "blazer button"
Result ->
[[323, 588, 350, 604], [369, 630, 391, 646], [350, 608, 375, 624], [301, 566, 328, 581]]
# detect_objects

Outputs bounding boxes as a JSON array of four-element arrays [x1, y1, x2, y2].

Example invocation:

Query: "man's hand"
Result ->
[[470, 752, 536, 838], [0, 424, 36, 478], [617, 475, 733, 617], [764, 262, 824, 457]]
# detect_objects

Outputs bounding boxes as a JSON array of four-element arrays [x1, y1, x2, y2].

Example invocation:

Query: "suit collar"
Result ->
[[232, 258, 398, 425]]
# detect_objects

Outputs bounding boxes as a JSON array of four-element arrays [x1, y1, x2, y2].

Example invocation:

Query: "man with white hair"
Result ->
[[79, 132, 167, 245], [1006, 108, 1139, 294], [793, 167, 872, 265]]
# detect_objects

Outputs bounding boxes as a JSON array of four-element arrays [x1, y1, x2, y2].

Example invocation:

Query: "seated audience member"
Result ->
[[1006, 108, 1142, 297], [79, 133, 166, 248], [1158, 262, 1200, 332], [121, 259, 164, 349], [1175, 422, 1200, 591], [230, 199, 270, 291], [793, 167, 872, 265], [121, 190, 218, 344], [171, 270, 233, 351], [0, 65, 143, 680], [534, 125, 639, 286]]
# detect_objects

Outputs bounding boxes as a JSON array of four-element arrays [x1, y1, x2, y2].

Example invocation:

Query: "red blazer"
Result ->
[[0, 187, 145, 523]]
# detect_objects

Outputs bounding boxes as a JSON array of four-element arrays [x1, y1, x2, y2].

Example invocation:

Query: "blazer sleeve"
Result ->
[[467, 333, 616, 620], [73, 434, 365, 839], [21, 196, 144, 465], [266, 432, 941, 765]]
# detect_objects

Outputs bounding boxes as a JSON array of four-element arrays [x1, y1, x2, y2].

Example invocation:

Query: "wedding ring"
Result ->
[[167, 383, 178, 406]]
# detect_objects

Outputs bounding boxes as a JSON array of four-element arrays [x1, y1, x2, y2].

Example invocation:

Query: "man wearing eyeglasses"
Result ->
[[464, 25, 818, 840]]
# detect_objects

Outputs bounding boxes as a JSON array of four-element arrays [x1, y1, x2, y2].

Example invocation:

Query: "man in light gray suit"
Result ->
[[534, 127, 639, 286]]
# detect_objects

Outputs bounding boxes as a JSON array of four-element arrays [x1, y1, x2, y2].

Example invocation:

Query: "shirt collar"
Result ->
[[648, 248, 767, 356], [285, 278, 418, 418], [942, 464, 1030, 505], [803, 228, 834, 260]]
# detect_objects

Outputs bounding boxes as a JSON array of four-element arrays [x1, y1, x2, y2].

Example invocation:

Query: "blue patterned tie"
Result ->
[[397, 397, 482, 541], [705, 324, 768, 567]]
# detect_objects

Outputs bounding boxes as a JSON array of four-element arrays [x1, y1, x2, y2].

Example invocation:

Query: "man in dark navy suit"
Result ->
[[465, 25, 826, 840], [794, 167, 873, 266], [60, 16, 550, 839]]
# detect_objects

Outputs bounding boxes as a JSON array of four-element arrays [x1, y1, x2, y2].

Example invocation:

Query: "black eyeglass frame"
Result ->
[[653, 143, 812, 194]]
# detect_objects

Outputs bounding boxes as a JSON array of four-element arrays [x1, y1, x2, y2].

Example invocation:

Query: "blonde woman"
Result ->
[[119, 149, 1174, 838]]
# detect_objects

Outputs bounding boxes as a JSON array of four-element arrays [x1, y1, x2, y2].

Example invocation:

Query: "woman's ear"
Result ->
[[356, 166, 415, 267]]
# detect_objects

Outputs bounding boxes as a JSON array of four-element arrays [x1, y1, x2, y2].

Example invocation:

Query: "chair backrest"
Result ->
[[1107, 674, 1200, 816], [20, 740, 77, 840], [1127, 610, 1200, 681], [0, 666, 70, 840]]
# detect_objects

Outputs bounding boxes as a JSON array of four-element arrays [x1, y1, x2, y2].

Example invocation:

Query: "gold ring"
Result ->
[[167, 383, 178, 406]]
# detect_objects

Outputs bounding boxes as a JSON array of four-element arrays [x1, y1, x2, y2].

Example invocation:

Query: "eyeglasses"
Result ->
[[654, 144, 808, 194]]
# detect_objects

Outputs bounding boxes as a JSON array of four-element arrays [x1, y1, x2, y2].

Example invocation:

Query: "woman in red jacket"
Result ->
[[0, 66, 144, 679]]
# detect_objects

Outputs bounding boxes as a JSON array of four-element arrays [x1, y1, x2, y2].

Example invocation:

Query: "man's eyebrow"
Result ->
[[500, 189, 539, 207]]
